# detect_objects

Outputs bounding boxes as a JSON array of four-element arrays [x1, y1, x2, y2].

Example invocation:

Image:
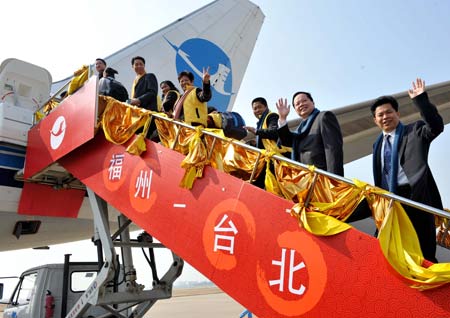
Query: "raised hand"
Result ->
[[202, 66, 210, 83], [276, 98, 290, 122], [408, 78, 426, 99]]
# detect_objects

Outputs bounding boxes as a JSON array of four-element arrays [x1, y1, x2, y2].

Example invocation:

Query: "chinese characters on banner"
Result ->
[[214, 214, 238, 254], [108, 154, 124, 181]]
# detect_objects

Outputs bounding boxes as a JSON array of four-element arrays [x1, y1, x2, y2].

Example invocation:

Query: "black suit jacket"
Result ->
[[373, 92, 443, 209], [255, 112, 279, 149], [133, 73, 158, 111], [278, 110, 344, 176]]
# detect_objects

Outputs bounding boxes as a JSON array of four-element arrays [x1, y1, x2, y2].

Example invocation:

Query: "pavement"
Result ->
[[144, 287, 251, 318], [0, 287, 252, 318]]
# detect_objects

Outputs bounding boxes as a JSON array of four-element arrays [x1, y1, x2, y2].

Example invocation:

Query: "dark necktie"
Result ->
[[381, 135, 392, 190]]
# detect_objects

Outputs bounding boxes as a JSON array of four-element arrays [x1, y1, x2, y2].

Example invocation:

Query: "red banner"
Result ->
[[24, 77, 98, 179], [58, 134, 450, 317]]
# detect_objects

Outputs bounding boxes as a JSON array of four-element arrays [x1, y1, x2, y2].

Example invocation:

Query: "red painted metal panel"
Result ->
[[24, 77, 97, 179], [58, 134, 450, 317], [18, 182, 85, 218]]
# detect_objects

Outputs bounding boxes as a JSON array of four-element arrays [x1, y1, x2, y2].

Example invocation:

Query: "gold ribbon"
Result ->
[[98, 107, 450, 290], [100, 96, 150, 145], [179, 126, 210, 189], [68, 65, 89, 95]]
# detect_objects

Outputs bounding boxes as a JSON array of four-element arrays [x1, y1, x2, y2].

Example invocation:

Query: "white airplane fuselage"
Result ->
[[0, 0, 265, 252]]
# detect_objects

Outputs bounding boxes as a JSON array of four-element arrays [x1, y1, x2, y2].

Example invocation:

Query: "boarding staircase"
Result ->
[[19, 77, 450, 317]]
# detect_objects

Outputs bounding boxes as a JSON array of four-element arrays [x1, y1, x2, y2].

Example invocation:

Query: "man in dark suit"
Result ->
[[276, 92, 344, 176], [129, 56, 159, 140], [244, 97, 281, 189], [129, 56, 158, 111], [244, 97, 279, 150], [371, 78, 443, 263]]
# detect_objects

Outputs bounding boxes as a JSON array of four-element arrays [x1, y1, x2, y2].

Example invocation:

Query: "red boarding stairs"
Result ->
[[20, 77, 450, 317]]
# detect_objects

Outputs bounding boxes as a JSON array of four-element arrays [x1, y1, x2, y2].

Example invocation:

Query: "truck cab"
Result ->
[[1, 262, 109, 318]]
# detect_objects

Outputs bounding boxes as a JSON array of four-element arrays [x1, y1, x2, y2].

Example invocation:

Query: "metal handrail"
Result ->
[[150, 112, 450, 220], [33, 65, 94, 124], [34, 79, 71, 117]]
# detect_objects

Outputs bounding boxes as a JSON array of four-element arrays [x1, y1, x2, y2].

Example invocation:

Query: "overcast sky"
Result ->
[[1, 0, 450, 289]]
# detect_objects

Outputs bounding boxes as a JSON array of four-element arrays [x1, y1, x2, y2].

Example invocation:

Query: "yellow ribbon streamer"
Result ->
[[100, 96, 150, 145], [126, 114, 153, 155], [68, 65, 89, 95], [179, 126, 209, 189], [291, 187, 352, 236], [97, 106, 450, 290]]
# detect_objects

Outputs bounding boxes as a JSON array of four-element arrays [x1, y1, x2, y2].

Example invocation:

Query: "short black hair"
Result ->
[[104, 67, 118, 78], [178, 71, 194, 82], [131, 56, 145, 65], [251, 97, 268, 107], [292, 91, 314, 106], [370, 95, 399, 116], [96, 58, 106, 65]]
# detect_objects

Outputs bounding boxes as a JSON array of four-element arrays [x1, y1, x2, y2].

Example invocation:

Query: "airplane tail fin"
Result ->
[[53, 0, 264, 113]]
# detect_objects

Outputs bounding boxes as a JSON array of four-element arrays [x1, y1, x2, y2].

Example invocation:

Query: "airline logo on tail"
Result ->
[[165, 37, 233, 112], [50, 115, 66, 150]]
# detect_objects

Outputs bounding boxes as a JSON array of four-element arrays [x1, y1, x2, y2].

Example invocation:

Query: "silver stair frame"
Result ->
[[64, 187, 184, 318]]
